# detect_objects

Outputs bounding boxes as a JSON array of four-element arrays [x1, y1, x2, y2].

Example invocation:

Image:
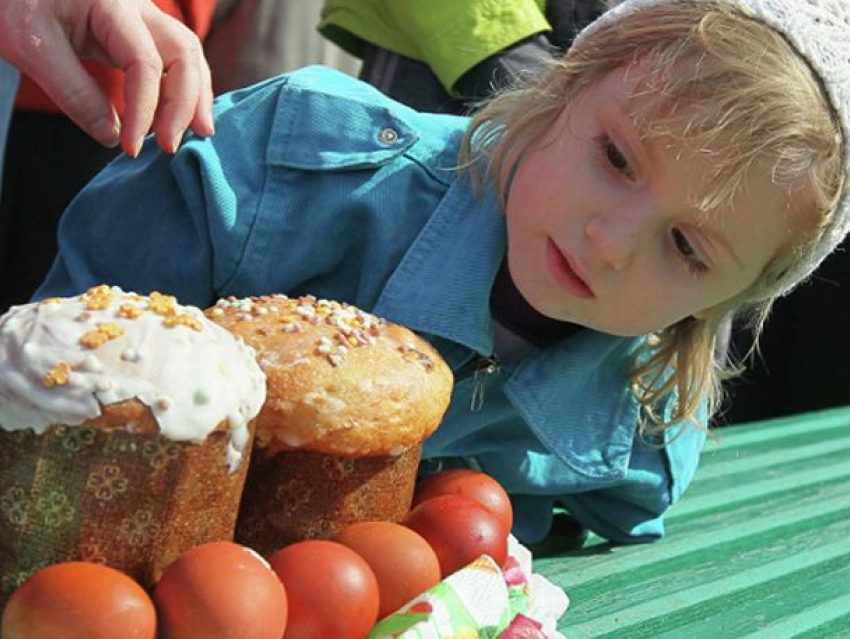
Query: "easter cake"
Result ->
[[206, 294, 453, 555], [0, 286, 266, 602]]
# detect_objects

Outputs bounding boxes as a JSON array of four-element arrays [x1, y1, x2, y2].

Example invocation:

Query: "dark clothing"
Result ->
[[724, 244, 850, 423], [359, 0, 607, 115], [0, 111, 118, 312]]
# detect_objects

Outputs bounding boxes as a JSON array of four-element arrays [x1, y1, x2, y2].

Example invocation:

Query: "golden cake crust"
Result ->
[[206, 295, 453, 457], [78, 398, 159, 434], [71, 399, 229, 436]]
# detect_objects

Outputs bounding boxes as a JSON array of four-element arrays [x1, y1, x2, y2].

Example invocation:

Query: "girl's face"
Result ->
[[505, 65, 807, 336]]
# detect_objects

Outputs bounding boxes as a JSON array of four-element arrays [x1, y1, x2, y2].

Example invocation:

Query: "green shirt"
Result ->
[[318, 0, 550, 93]]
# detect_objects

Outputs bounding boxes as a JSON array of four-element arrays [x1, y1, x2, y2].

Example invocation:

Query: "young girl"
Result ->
[[32, 0, 849, 546]]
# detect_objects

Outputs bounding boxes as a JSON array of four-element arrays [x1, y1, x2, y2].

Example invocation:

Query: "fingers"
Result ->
[[0, 0, 214, 155], [0, 2, 122, 147], [89, 0, 213, 156], [133, 1, 215, 154], [0, 0, 213, 156], [192, 50, 215, 135], [29, 39, 123, 148], [1, 0, 214, 155], [144, 20, 215, 154]]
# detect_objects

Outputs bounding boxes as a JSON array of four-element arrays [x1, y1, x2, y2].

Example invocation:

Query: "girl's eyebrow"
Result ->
[[609, 94, 662, 177]]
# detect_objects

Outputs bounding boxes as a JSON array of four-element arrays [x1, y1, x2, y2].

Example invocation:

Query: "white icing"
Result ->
[[0, 288, 267, 472]]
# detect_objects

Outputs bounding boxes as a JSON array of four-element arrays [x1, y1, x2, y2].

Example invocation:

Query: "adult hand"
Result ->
[[0, 0, 215, 156]]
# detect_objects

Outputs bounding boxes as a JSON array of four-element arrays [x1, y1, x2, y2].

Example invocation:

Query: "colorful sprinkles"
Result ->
[[43, 361, 72, 388], [80, 285, 115, 310], [79, 323, 126, 349], [149, 292, 178, 317], [208, 294, 389, 368], [209, 294, 437, 372], [397, 344, 436, 371], [41, 286, 207, 389], [117, 303, 143, 319], [162, 314, 203, 331]]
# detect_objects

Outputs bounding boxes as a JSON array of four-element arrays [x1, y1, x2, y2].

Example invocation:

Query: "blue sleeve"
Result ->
[[0, 61, 19, 189], [508, 441, 672, 545], [568, 421, 706, 544], [511, 489, 664, 545], [509, 419, 707, 545]]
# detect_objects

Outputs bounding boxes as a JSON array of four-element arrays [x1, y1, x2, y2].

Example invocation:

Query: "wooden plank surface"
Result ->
[[534, 406, 850, 638]]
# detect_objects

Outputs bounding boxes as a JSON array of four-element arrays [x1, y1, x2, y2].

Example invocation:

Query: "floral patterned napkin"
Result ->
[[369, 535, 569, 638]]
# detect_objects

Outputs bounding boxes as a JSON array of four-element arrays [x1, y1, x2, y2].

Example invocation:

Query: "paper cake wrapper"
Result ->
[[0, 423, 254, 605], [235, 444, 421, 557]]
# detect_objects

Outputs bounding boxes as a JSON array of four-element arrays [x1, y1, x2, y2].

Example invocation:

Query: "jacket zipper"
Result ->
[[455, 355, 501, 411]]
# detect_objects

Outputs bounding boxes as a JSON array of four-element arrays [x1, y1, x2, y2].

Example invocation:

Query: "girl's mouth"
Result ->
[[546, 239, 595, 299]]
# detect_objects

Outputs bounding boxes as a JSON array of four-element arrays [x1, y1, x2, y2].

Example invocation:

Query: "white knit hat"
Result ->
[[574, 0, 850, 296]]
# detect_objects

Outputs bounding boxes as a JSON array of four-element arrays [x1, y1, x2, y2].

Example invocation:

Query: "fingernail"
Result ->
[[92, 117, 120, 148], [132, 135, 145, 158], [158, 132, 178, 154]]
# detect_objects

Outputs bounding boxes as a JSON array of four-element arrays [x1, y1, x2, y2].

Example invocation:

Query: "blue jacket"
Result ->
[[0, 61, 20, 191], [36, 65, 706, 544]]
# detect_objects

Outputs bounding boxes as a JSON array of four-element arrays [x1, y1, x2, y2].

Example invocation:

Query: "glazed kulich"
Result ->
[[206, 294, 453, 554], [0, 286, 266, 601]]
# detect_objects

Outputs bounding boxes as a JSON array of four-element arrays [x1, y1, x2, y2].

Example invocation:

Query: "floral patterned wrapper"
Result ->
[[368, 536, 570, 639], [0, 423, 254, 606], [235, 445, 421, 557]]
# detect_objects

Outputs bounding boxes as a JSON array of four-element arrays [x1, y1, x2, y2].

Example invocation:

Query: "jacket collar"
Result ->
[[373, 176, 503, 356], [373, 176, 643, 479]]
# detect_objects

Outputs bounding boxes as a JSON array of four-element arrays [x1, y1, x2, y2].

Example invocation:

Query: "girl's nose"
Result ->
[[583, 212, 642, 271]]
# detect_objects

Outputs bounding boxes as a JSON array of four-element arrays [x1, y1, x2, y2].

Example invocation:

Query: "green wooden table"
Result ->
[[534, 406, 850, 638]]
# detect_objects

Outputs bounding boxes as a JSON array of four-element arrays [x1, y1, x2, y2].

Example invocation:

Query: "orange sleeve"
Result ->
[[157, 0, 216, 39], [14, 0, 217, 115]]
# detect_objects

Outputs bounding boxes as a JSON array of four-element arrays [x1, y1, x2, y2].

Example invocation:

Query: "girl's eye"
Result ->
[[599, 134, 635, 180], [671, 228, 708, 275]]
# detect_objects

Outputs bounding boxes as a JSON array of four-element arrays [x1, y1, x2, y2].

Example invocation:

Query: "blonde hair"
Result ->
[[458, 1, 845, 431]]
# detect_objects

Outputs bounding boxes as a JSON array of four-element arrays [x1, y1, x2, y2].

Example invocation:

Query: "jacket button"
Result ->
[[378, 127, 400, 144]]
